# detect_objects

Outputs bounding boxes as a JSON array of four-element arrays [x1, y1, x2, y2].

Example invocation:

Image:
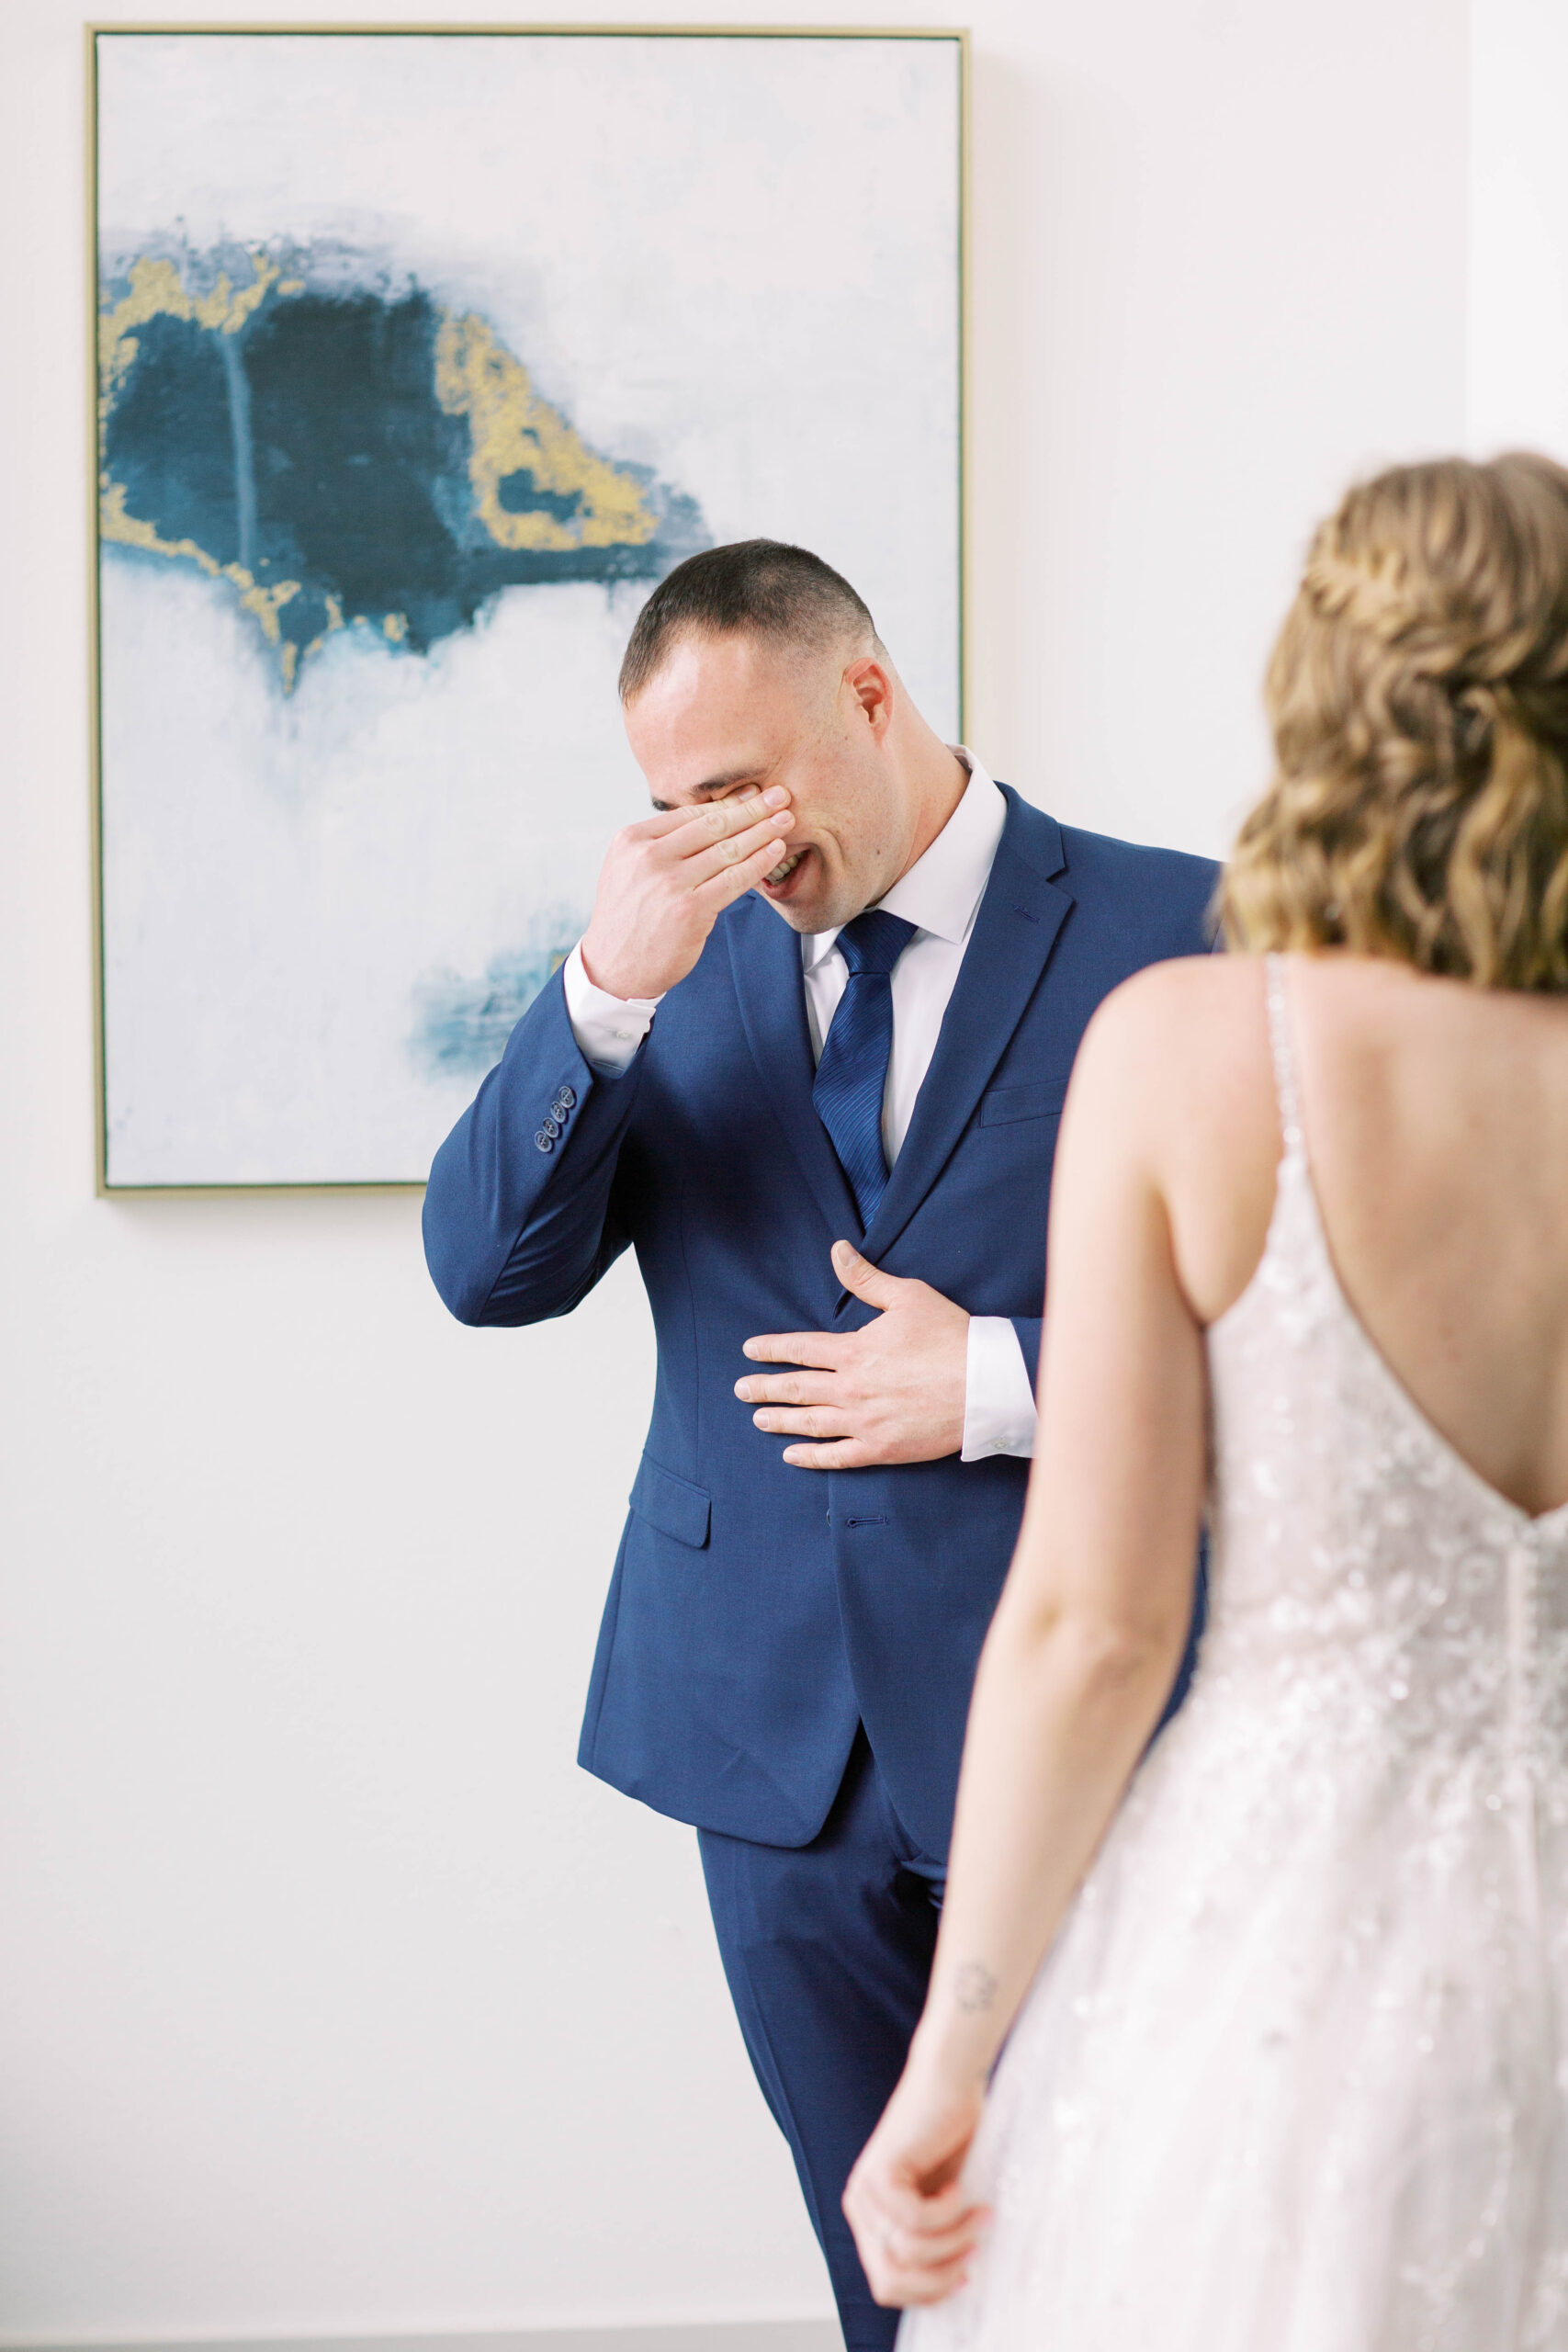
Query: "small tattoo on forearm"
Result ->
[[954, 1961, 998, 2013]]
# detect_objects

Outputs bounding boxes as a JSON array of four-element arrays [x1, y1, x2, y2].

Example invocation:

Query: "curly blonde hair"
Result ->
[[1222, 452, 1568, 989]]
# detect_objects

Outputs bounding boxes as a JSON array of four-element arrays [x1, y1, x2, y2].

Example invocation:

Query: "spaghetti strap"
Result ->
[[1263, 954, 1305, 1160]]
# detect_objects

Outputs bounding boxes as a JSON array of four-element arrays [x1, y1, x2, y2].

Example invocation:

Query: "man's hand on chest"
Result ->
[[735, 1238, 969, 1469]]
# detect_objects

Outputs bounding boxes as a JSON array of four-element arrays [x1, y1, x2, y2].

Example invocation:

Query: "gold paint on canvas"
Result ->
[[434, 311, 658, 552], [97, 251, 290, 424]]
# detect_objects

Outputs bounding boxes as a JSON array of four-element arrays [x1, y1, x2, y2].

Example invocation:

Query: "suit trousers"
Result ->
[[698, 1728, 945, 2352]]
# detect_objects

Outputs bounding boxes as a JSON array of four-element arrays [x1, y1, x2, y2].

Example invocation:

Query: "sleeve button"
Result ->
[[556, 1085, 577, 1109], [534, 1130, 555, 1154]]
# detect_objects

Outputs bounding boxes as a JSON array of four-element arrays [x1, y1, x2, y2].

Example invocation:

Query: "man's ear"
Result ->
[[844, 656, 895, 740]]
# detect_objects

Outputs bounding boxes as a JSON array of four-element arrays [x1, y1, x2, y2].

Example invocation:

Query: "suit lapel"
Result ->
[[726, 890, 864, 1241], [863, 790, 1075, 1262]]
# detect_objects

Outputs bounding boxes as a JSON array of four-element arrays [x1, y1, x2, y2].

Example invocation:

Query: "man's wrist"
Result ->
[[961, 1316, 1040, 1461], [579, 932, 669, 1004], [561, 941, 664, 1077]]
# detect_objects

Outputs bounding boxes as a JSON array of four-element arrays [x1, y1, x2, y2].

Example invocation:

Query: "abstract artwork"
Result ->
[[90, 28, 964, 1187]]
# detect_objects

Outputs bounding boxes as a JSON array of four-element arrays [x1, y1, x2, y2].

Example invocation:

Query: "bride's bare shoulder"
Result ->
[[1062, 956, 1280, 1307], [1073, 953, 1268, 1091]]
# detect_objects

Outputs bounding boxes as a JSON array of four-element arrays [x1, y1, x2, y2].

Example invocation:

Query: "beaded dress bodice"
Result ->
[[906, 957, 1568, 2352], [1207, 958, 1568, 1883]]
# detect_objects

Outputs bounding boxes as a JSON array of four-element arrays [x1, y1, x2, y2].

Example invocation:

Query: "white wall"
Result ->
[[0, 0, 1469, 2340], [1470, 0, 1568, 458]]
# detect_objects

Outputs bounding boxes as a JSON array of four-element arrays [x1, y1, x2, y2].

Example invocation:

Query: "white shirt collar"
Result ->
[[802, 748, 1008, 968]]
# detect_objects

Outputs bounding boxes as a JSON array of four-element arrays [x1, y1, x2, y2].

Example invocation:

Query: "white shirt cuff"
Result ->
[[560, 941, 664, 1076], [961, 1316, 1039, 1461]]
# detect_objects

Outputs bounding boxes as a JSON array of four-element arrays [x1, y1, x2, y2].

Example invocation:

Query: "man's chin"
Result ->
[[759, 894, 829, 933]]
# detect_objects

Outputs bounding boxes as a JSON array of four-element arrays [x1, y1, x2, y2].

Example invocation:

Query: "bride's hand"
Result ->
[[842, 2062, 990, 2307]]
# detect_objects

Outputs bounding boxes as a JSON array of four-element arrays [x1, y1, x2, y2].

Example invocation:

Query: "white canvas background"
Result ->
[[96, 31, 962, 1185]]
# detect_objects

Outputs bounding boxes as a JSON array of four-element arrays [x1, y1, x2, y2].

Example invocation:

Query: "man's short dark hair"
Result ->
[[618, 539, 880, 701]]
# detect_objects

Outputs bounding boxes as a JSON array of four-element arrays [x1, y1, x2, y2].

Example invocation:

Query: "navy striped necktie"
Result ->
[[812, 909, 918, 1227]]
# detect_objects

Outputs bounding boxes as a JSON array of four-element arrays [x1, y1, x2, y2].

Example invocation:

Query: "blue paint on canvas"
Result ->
[[412, 936, 583, 1079], [98, 246, 709, 688]]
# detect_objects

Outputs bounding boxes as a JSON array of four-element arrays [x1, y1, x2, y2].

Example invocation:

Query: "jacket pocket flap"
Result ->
[[980, 1078, 1070, 1126], [629, 1453, 712, 1548]]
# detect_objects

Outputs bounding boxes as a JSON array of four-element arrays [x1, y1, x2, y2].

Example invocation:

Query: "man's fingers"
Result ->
[[742, 1331, 844, 1369], [751, 1406, 850, 1439], [735, 1371, 839, 1407], [662, 786, 785, 857], [782, 1438, 874, 1469], [693, 828, 798, 913], [830, 1238, 908, 1311], [623, 787, 761, 845], [683, 785, 769, 841], [623, 784, 782, 853], [685, 807, 795, 887], [625, 806, 720, 843]]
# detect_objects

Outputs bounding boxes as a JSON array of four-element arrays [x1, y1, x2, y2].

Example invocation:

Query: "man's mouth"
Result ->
[[762, 845, 808, 890]]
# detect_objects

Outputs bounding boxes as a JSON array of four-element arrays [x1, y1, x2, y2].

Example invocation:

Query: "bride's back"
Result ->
[[1155, 953, 1568, 1521], [1292, 958, 1568, 1518]]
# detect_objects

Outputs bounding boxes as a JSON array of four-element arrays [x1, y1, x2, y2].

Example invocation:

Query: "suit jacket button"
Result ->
[[542, 1114, 561, 1138], [534, 1129, 555, 1153], [551, 1099, 571, 1122], [556, 1084, 577, 1109]]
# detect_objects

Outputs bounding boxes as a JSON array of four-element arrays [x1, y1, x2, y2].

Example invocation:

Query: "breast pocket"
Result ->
[[628, 1452, 712, 1549], [979, 1078, 1070, 1127]]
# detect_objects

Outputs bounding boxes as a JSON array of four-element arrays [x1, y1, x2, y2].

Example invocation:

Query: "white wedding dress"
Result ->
[[904, 958, 1568, 2352]]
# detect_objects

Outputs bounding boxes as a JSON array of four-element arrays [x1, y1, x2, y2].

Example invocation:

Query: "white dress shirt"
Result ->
[[562, 750, 1040, 1461]]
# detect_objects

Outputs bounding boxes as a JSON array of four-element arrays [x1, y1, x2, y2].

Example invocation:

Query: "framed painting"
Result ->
[[88, 23, 966, 1191]]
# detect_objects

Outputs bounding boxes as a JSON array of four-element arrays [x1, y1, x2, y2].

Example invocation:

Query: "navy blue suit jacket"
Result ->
[[424, 788, 1219, 1857]]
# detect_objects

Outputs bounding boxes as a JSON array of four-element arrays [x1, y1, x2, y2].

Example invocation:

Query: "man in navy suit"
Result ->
[[423, 542, 1217, 2347]]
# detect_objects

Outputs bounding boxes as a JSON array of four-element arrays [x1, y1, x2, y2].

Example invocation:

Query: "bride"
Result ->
[[843, 452, 1568, 2350]]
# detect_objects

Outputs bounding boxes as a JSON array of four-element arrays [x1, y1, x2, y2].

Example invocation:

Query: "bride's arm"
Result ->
[[843, 972, 1210, 2307]]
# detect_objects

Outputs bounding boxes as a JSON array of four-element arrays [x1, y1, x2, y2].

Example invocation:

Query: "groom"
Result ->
[[423, 542, 1218, 2346]]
